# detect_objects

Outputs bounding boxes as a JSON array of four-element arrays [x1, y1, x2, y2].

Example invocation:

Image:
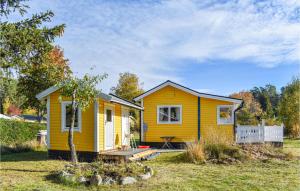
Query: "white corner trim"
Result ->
[[61, 101, 82, 132], [47, 96, 50, 149], [217, 105, 234, 125], [141, 99, 144, 142], [94, 100, 99, 152], [134, 81, 242, 104], [157, 105, 182, 125]]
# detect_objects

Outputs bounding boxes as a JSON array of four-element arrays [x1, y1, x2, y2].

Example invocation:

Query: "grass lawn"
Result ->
[[0, 139, 299, 191]]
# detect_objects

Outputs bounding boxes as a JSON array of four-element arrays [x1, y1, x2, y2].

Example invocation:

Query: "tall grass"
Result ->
[[185, 141, 205, 164], [184, 127, 247, 163]]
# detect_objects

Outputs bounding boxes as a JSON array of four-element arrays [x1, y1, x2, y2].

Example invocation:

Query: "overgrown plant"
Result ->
[[58, 72, 107, 163], [185, 141, 205, 164]]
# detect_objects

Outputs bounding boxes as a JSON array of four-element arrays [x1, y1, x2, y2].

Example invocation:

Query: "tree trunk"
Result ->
[[0, 98, 3, 114], [68, 92, 78, 163]]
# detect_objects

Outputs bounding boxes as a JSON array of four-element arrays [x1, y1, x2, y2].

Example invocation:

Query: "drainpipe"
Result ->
[[233, 101, 244, 140]]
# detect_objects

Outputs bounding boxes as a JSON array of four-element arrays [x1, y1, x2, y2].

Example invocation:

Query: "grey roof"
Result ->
[[36, 86, 143, 110]]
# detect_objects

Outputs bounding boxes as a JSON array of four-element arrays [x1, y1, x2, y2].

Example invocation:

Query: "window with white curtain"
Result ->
[[217, 105, 234, 125], [157, 105, 182, 124]]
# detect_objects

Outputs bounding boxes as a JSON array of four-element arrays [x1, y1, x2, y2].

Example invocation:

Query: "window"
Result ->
[[106, 109, 112, 122], [157, 105, 182, 124], [217, 105, 233, 125], [61, 102, 81, 132]]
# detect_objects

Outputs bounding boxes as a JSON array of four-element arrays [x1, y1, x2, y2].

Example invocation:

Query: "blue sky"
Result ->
[[12, 0, 300, 95]]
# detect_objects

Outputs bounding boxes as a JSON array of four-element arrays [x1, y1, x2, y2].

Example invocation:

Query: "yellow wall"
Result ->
[[143, 86, 198, 142], [143, 85, 234, 143], [49, 92, 124, 152], [49, 91, 95, 152], [200, 98, 234, 142]]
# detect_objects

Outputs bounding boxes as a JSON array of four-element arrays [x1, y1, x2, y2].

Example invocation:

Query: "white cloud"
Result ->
[[25, 0, 300, 92]]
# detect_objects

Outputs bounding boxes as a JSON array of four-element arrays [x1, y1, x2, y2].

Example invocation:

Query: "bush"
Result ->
[[0, 140, 43, 155], [0, 119, 46, 145], [184, 142, 205, 164], [204, 143, 246, 162]]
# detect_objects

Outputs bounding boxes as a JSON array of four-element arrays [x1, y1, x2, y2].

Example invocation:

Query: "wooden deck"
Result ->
[[99, 148, 158, 162]]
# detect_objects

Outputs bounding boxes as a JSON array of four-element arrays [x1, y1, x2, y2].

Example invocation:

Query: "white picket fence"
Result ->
[[236, 124, 283, 144]]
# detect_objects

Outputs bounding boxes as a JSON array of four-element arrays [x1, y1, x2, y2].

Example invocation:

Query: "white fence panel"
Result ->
[[236, 125, 283, 144], [264, 125, 283, 142], [236, 126, 264, 143]]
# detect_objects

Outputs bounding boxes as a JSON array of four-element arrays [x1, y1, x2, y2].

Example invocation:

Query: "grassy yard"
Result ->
[[0, 139, 299, 191]]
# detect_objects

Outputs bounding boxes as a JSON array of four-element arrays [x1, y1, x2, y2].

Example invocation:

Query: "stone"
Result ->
[[138, 172, 151, 180], [77, 176, 87, 184], [90, 174, 102, 186], [120, 176, 137, 185], [103, 177, 116, 185], [59, 171, 76, 183], [144, 166, 154, 176]]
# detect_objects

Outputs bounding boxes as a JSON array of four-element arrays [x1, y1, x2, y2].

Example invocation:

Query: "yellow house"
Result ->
[[133, 81, 243, 148], [36, 86, 143, 161]]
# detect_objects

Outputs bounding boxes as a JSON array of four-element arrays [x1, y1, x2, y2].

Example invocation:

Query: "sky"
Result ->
[[10, 0, 300, 95]]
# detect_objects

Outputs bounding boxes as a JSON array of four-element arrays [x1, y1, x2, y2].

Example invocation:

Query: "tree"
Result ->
[[251, 84, 279, 118], [0, 0, 65, 112], [17, 47, 71, 121], [111, 72, 144, 131], [278, 77, 300, 138], [58, 73, 107, 163], [110, 72, 144, 101], [230, 91, 263, 125]]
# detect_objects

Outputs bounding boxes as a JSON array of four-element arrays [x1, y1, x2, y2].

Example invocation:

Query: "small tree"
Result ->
[[230, 91, 263, 125], [278, 77, 300, 138], [58, 73, 107, 163], [110, 72, 144, 101]]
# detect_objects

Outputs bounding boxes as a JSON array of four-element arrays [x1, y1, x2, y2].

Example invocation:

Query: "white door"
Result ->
[[104, 107, 114, 150], [121, 108, 130, 146]]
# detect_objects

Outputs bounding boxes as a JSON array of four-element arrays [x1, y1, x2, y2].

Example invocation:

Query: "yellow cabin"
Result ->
[[36, 86, 143, 161], [133, 81, 243, 148]]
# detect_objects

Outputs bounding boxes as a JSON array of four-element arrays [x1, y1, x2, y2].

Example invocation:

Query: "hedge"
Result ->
[[0, 119, 46, 145]]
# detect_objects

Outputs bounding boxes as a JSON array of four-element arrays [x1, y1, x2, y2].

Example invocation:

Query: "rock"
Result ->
[[90, 174, 102, 186], [144, 166, 154, 176], [138, 172, 151, 180], [103, 177, 116, 185], [59, 170, 76, 183], [120, 176, 137, 185], [77, 176, 87, 184]]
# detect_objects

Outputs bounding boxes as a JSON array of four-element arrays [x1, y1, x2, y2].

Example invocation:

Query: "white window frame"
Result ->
[[61, 101, 82, 132], [217, 105, 234, 125], [157, 105, 182, 124]]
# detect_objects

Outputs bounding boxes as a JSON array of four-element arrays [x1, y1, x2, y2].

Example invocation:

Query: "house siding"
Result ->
[[143, 85, 235, 143], [49, 91, 95, 152], [143, 85, 198, 142], [49, 92, 124, 153], [200, 97, 234, 142]]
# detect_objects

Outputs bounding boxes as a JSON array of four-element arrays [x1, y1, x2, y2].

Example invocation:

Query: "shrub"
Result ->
[[204, 143, 246, 162], [0, 119, 46, 145], [184, 141, 205, 164], [0, 140, 43, 155]]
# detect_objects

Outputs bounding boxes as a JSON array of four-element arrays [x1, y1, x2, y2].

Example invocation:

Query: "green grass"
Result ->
[[0, 140, 299, 191]]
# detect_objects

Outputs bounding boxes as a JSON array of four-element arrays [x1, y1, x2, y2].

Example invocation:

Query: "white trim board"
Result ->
[[133, 81, 242, 104], [94, 100, 100, 152], [46, 96, 51, 149]]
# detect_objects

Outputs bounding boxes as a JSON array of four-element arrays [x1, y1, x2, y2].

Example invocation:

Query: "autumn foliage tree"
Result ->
[[111, 72, 144, 101], [230, 91, 262, 125], [17, 47, 71, 121]]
